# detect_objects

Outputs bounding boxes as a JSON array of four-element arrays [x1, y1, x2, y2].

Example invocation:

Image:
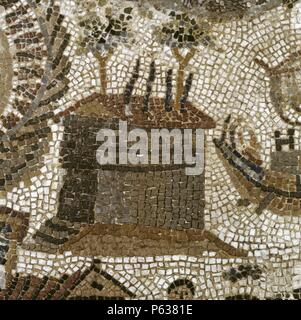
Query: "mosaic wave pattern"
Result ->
[[0, 0, 301, 300]]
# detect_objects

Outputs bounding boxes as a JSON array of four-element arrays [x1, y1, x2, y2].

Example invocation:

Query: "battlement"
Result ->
[[271, 129, 301, 174]]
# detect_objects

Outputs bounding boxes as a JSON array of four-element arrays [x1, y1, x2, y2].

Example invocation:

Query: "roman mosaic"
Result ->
[[0, 0, 301, 300]]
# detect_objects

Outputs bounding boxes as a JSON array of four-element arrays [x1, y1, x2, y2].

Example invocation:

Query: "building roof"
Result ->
[[0, 261, 134, 300], [55, 93, 216, 129]]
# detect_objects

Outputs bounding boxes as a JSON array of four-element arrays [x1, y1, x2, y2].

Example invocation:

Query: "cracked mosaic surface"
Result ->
[[0, 0, 301, 300]]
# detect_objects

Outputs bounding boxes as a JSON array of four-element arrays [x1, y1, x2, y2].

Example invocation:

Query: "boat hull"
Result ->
[[214, 138, 301, 216]]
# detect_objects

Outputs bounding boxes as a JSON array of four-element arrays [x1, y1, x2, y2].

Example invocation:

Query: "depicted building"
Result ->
[[34, 93, 216, 245], [271, 129, 301, 174]]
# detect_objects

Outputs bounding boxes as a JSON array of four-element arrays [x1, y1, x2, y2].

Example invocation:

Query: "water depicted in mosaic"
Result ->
[[0, 0, 301, 300]]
